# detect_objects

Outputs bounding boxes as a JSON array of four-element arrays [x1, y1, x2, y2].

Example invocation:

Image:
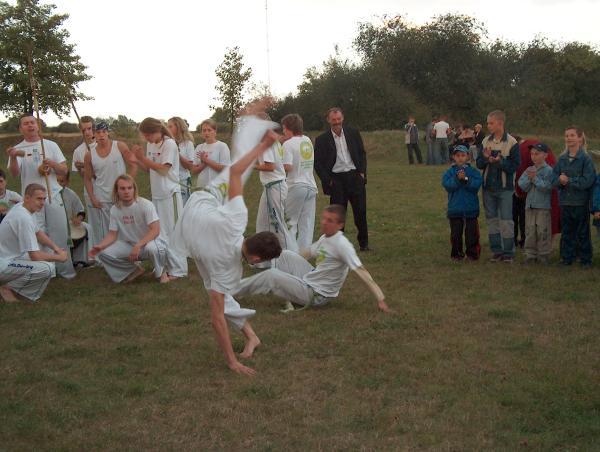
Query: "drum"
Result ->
[[70, 222, 87, 248]]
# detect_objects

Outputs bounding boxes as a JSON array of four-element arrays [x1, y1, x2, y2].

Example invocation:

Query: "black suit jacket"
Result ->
[[314, 127, 367, 195]]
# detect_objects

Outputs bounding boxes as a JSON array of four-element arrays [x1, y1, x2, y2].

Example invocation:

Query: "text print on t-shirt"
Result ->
[[122, 215, 135, 225]]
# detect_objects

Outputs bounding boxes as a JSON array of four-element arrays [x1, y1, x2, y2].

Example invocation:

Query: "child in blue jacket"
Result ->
[[442, 145, 483, 260]]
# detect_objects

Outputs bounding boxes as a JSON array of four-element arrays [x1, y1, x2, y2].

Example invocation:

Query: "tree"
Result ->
[[0, 0, 91, 118], [212, 46, 252, 132]]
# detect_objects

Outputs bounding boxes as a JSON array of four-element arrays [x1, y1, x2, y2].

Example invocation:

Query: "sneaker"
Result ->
[[489, 253, 503, 262], [501, 256, 514, 263]]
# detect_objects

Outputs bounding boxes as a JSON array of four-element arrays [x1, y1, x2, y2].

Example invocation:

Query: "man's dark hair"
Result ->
[[281, 114, 303, 134], [324, 204, 346, 224], [0, 168, 6, 180], [24, 183, 46, 196], [245, 232, 282, 260], [19, 113, 35, 124]]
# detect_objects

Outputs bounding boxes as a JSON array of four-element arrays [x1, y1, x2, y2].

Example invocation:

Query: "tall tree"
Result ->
[[212, 46, 252, 132], [0, 0, 91, 118]]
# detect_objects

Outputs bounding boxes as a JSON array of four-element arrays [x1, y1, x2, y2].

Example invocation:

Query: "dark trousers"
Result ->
[[330, 170, 368, 248], [560, 205, 592, 265], [513, 194, 526, 247], [449, 217, 480, 259], [406, 143, 423, 164]]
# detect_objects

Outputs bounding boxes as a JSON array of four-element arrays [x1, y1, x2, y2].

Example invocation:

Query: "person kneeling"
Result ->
[[89, 174, 169, 283], [0, 183, 67, 302], [234, 205, 392, 313]]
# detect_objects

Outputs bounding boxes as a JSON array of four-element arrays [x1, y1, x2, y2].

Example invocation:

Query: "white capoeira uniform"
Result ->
[[0, 204, 55, 301], [11, 139, 75, 279], [256, 141, 297, 252], [177, 140, 195, 205], [171, 115, 277, 329], [194, 140, 231, 189], [60, 186, 92, 265], [283, 135, 318, 250], [88, 141, 126, 247], [147, 138, 188, 277], [234, 231, 362, 307], [71, 140, 98, 247], [96, 197, 168, 283]]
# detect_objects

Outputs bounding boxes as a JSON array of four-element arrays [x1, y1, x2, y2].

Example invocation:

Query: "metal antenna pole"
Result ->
[[265, 0, 271, 93]]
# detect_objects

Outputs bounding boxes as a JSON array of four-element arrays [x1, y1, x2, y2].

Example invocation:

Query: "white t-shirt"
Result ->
[[177, 140, 195, 181], [331, 129, 356, 173], [71, 140, 97, 172], [303, 231, 362, 298], [0, 203, 40, 260], [258, 142, 286, 185], [433, 121, 450, 139], [0, 190, 23, 210], [108, 197, 159, 246], [194, 141, 231, 188], [11, 139, 65, 196], [283, 135, 317, 189], [147, 138, 180, 200], [91, 141, 126, 202], [194, 194, 247, 294]]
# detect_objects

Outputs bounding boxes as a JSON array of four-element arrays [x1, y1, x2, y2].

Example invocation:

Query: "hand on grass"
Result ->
[[228, 360, 256, 376]]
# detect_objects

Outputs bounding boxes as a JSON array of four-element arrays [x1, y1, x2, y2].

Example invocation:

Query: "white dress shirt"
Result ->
[[331, 129, 356, 173]]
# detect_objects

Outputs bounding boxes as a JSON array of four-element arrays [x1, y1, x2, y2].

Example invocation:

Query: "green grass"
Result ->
[[1, 131, 599, 450]]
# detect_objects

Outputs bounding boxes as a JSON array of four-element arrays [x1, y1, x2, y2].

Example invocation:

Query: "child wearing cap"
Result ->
[[442, 145, 483, 261], [517, 143, 554, 264]]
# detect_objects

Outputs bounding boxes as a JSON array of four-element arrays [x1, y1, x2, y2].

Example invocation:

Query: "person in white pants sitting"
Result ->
[[89, 174, 169, 284], [0, 183, 68, 303], [234, 204, 392, 313]]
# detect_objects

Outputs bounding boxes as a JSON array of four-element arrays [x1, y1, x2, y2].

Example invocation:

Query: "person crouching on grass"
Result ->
[[442, 145, 482, 261], [517, 143, 554, 264], [89, 175, 170, 283], [552, 126, 596, 267]]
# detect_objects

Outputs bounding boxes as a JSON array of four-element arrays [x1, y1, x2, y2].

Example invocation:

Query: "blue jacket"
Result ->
[[442, 164, 482, 218], [517, 163, 553, 209], [476, 132, 520, 191], [552, 148, 596, 206], [591, 175, 600, 212]]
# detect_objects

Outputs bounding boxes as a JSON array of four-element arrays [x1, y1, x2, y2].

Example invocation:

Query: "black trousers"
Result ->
[[406, 143, 423, 164], [449, 217, 480, 259], [513, 194, 526, 247], [330, 170, 368, 248]]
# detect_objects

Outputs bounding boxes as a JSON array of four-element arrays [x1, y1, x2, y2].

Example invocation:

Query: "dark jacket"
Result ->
[[442, 163, 483, 218], [476, 132, 520, 191], [552, 148, 596, 206], [314, 127, 367, 195]]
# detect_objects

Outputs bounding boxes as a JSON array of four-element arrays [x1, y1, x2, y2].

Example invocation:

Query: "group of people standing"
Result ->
[[0, 102, 389, 375]]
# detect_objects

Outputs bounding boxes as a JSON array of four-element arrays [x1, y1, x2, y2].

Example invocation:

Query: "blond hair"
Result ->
[[112, 174, 138, 206], [200, 119, 218, 131], [281, 113, 304, 134], [139, 117, 173, 139], [168, 117, 194, 144], [487, 110, 506, 123]]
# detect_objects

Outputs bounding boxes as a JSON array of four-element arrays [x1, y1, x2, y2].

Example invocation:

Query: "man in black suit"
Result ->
[[314, 107, 369, 250]]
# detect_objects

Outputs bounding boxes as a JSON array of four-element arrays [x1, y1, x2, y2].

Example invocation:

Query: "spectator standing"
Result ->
[[404, 116, 423, 165]]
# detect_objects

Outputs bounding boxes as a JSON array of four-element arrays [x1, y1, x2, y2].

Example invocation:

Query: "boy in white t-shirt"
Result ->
[[433, 115, 450, 165], [192, 119, 231, 189], [0, 183, 67, 302], [89, 174, 169, 284], [6, 114, 75, 279], [0, 168, 22, 222], [171, 106, 284, 376], [234, 205, 392, 313]]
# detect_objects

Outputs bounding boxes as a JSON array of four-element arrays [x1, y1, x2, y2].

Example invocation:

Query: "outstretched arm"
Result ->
[[353, 266, 392, 313], [228, 130, 277, 200], [209, 290, 256, 376]]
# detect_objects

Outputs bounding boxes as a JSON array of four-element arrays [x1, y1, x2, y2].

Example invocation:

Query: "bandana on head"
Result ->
[[95, 121, 109, 131]]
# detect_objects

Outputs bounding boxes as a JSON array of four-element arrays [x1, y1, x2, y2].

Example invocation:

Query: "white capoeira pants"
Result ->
[[285, 184, 317, 251], [0, 257, 55, 302], [35, 196, 76, 279], [97, 238, 168, 283], [88, 200, 112, 249], [234, 250, 331, 307], [256, 180, 298, 252], [153, 193, 188, 277]]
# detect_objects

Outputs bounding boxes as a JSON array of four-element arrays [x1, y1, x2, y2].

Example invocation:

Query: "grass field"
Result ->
[[1, 131, 599, 450]]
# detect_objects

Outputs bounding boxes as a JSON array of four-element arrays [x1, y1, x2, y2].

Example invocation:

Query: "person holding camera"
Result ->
[[404, 116, 423, 164], [476, 110, 520, 263]]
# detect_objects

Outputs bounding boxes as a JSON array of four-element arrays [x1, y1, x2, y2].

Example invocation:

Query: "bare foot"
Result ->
[[239, 335, 261, 359], [159, 271, 170, 284], [168, 275, 180, 281], [125, 265, 145, 283], [0, 285, 18, 302]]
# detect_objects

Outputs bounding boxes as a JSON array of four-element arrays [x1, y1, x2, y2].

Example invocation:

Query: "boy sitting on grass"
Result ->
[[442, 145, 483, 261], [517, 143, 554, 264]]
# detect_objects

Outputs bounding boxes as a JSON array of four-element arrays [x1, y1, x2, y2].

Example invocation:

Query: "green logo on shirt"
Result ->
[[217, 182, 228, 198], [276, 142, 284, 159], [300, 142, 313, 160], [316, 247, 327, 265]]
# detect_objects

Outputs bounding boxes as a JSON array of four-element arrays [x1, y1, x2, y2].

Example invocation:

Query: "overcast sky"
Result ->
[[4, 0, 599, 127]]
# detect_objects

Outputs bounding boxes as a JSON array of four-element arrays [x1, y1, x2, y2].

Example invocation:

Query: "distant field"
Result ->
[[1, 130, 599, 450]]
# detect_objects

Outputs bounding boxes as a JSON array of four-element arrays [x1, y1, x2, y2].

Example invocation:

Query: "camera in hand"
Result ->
[[490, 150, 500, 158]]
